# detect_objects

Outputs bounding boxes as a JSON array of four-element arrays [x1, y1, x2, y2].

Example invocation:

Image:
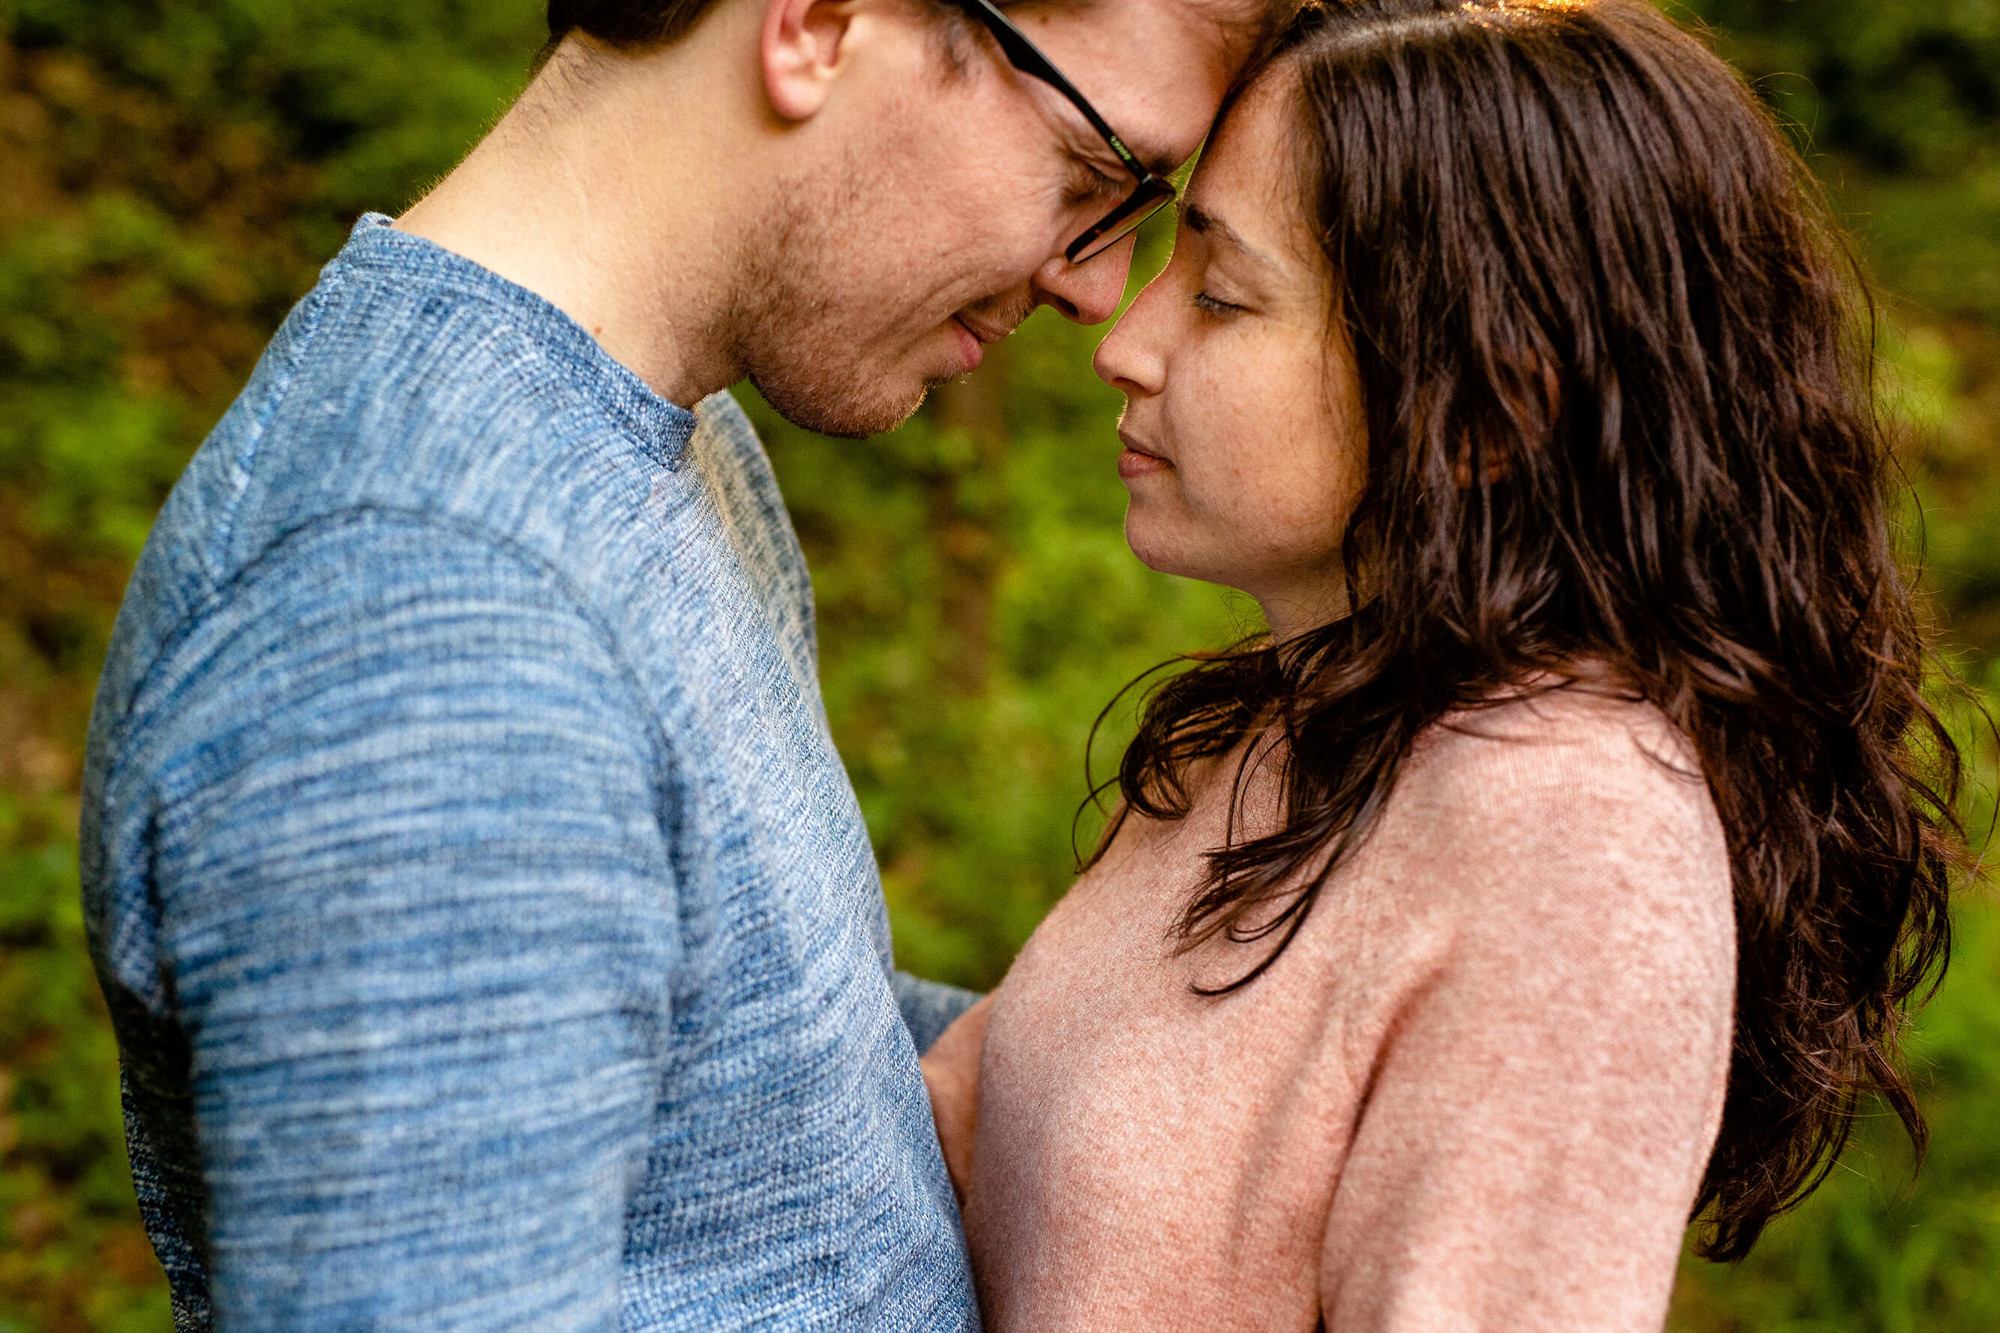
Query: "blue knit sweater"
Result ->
[[81, 215, 981, 1331]]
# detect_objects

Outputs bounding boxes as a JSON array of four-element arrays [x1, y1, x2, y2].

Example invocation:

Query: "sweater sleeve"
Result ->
[[1319, 713, 1735, 1332], [127, 511, 682, 1332], [893, 971, 985, 1055]]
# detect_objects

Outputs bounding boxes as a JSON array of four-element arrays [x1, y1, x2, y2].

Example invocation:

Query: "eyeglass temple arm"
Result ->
[[959, 0, 1151, 178]]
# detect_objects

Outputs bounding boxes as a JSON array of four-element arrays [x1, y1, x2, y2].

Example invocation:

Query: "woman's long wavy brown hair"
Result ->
[[1095, 0, 1967, 1262]]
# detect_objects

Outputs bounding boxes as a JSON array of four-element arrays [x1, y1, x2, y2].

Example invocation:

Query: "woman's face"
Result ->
[[1094, 71, 1367, 638]]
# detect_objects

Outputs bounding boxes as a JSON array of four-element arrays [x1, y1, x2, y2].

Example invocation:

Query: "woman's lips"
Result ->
[[1117, 431, 1173, 481]]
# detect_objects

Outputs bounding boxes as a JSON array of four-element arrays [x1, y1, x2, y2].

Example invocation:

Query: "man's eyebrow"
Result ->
[[1075, 123, 1174, 180], [1037, 79, 1173, 177]]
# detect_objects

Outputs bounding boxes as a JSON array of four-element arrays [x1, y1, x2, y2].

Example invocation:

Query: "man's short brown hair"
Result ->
[[542, 0, 1292, 90], [540, 0, 1020, 77], [547, 0, 720, 50]]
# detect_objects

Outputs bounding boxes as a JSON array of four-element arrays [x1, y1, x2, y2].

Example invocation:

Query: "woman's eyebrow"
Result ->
[[1182, 201, 1279, 272]]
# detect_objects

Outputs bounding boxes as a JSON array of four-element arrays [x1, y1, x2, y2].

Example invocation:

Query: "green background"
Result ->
[[1, 0, 1996, 1327]]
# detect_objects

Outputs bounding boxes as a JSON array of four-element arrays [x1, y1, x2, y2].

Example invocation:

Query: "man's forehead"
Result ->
[[1015, 0, 1252, 167]]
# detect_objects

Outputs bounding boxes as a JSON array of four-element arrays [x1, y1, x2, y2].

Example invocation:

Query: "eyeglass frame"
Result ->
[[949, 0, 1179, 264]]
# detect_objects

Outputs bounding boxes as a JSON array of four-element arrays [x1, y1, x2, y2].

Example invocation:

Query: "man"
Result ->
[[82, 0, 1262, 1326]]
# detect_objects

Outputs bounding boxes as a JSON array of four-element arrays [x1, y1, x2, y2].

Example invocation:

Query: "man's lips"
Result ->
[[957, 314, 1011, 343], [951, 315, 1009, 372]]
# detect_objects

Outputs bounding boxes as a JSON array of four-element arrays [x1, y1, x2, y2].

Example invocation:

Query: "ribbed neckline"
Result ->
[[334, 213, 697, 469]]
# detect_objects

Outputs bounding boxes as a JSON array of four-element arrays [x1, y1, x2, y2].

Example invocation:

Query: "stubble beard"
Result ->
[[731, 172, 949, 441]]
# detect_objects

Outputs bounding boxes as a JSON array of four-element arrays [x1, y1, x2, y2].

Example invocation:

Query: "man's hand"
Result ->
[[919, 992, 994, 1208]]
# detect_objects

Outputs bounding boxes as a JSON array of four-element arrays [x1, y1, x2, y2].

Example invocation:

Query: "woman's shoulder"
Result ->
[[1410, 680, 1710, 829], [1380, 681, 1734, 969]]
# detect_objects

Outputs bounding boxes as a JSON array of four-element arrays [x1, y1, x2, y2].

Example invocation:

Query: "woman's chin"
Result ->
[[1122, 519, 1230, 589], [1122, 516, 1187, 579]]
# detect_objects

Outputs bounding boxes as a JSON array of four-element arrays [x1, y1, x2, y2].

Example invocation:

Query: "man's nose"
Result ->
[[1029, 234, 1139, 325]]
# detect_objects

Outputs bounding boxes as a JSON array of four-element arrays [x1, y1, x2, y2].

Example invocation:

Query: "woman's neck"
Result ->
[[1254, 575, 1350, 645]]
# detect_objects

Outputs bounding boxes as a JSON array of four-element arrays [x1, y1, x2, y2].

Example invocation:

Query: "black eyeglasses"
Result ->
[[952, 0, 1179, 264]]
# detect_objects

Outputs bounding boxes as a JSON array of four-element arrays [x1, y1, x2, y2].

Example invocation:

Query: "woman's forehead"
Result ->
[[1185, 73, 1315, 270]]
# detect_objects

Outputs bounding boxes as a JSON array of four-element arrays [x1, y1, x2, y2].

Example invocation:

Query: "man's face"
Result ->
[[738, 0, 1243, 438]]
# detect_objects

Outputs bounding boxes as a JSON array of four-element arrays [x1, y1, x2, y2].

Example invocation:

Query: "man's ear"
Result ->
[[761, 0, 862, 121]]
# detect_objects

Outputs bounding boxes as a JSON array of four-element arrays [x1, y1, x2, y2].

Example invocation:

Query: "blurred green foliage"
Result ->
[[0, 1, 1994, 1328]]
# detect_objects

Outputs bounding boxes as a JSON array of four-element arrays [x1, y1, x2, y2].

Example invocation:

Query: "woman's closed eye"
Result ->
[[1192, 289, 1246, 317]]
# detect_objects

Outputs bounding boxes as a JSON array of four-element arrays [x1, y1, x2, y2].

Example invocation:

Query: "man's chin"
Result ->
[[750, 370, 938, 441]]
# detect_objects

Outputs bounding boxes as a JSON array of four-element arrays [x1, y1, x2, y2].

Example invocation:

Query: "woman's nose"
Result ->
[[1093, 276, 1169, 396]]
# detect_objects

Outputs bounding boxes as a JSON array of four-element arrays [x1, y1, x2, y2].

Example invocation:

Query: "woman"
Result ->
[[920, 0, 1964, 1328]]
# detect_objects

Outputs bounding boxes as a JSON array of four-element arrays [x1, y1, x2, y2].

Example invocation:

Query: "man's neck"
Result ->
[[396, 29, 761, 407]]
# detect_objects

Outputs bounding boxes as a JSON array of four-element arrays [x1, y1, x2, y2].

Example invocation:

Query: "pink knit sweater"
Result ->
[[952, 688, 1735, 1331]]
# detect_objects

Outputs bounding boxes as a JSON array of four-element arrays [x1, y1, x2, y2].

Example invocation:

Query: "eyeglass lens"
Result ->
[[1068, 180, 1176, 264], [954, 0, 1177, 266]]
